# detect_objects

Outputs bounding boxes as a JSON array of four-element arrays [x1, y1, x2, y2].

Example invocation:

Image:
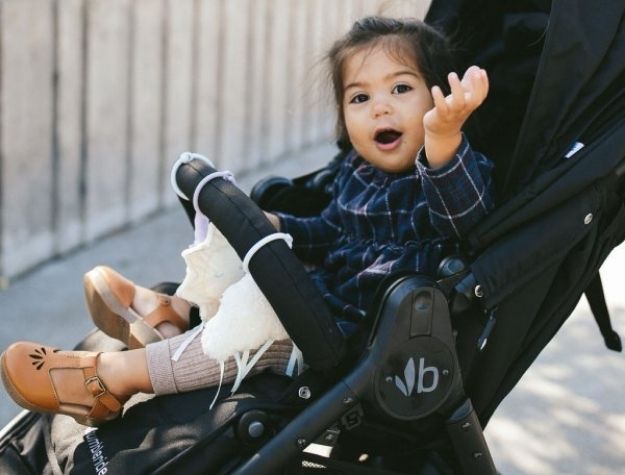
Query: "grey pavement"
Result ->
[[1, 143, 624, 474]]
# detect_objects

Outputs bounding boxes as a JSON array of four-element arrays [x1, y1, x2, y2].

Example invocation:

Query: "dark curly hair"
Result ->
[[327, 16, 457, 149]]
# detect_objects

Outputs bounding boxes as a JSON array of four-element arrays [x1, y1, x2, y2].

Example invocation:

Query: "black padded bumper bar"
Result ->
[[175, 158, 346, 371]]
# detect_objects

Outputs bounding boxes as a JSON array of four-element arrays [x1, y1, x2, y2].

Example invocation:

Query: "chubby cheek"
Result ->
[[346, 135, 367, 160], [344, 115, 369, 151], [410, 126, 426, 150], [406, 112, 428, 149]]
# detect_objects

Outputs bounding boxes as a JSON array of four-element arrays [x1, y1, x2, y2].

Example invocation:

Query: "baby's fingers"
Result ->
[[463, 67, 489, 108], [448, 72, 466, 111], [479, 69, 489, 100], [471, 68, 489, 104], [431, 85, 448, 115]]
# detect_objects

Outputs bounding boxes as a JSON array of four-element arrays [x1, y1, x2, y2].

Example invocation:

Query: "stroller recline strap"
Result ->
[[585, 272, 622, 352]]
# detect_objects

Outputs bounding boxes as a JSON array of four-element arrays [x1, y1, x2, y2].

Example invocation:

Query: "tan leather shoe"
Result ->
[[83, 266, 188, 349], [0, 342, 123, 427]]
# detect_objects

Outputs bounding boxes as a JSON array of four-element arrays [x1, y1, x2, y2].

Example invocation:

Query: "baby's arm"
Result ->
[[417, 141, 494, 240], [423, 66, 489, 169], [263, 202, 342, 263]]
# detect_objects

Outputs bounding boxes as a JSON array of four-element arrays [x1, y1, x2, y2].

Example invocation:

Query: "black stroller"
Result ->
[[2, 0, 625, 473]]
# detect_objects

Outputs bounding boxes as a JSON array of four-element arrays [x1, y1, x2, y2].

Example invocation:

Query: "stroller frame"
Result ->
[[231, 274, 496, 475], [168, 156, 497, 475]]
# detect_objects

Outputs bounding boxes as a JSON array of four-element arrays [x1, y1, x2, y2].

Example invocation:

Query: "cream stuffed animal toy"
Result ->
[[176, 223, 244, 320], [171, 152, 297, 388], [176, 222, 290, 361]]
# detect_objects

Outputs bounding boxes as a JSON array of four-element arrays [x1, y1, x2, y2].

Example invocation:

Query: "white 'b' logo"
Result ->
[[387, 357, 439, 396]]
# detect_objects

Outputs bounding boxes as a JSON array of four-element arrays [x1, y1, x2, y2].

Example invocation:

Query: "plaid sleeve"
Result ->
[[274, 150, 359, 262], [275, 200, 342, 263], [416, 135, 494, 240]]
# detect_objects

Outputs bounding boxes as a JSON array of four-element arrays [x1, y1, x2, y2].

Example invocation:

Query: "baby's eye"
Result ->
[[349, 93, 369, 104], [392, 84, 412, 94]]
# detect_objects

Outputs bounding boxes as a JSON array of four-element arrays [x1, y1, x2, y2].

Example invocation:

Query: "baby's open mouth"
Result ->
[[374, 128, 402, 145]]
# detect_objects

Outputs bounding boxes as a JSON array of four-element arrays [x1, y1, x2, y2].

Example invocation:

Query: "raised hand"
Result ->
[[422, 66, 489, 168]]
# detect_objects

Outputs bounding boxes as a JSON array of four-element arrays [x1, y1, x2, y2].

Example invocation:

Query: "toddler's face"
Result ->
[[342, 46, 433, 173]]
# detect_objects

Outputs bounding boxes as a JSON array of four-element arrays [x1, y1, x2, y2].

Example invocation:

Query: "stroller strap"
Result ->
[[585, 272, 622, 352], [243, 233, 293, 273]]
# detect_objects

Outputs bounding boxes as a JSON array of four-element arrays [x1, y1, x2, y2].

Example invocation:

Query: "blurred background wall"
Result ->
[[0, 0, 429, 284]]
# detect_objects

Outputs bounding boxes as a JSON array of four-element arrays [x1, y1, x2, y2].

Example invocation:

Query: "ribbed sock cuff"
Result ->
[[145, 339, 178, 395]]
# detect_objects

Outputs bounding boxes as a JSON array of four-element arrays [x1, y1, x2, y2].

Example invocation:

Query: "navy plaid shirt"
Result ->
[[277, 136, 494, 329]]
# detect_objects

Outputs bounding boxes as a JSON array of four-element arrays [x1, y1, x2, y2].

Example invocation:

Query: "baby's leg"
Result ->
[[100, 332, 294, 397], [1, 333, 294, 426], [98, 348, 153, 397], [84, 266, 191, 346], [132, 285, 191, 338], [1, 342, 147, 426], [145, 331, 294, 394]]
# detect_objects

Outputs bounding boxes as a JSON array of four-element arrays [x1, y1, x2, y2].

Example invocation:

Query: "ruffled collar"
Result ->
[[353, 154, 416, 186]]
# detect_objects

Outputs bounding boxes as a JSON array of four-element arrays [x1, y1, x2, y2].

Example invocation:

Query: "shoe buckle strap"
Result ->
[[88, 398, 118, 423], [143, 298, 188, 333], [157, 295, 171, 306], [85, 375, 107, 399], [84, 374, 122, 413]]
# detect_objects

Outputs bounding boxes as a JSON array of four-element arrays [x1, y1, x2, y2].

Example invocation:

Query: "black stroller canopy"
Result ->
[[424, 0, 625, 424], [429, 0, 625, 203], [507, 0, 625, 188]]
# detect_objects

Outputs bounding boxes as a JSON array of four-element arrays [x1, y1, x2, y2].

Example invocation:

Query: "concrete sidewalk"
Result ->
[[1, 143, 624, 474]]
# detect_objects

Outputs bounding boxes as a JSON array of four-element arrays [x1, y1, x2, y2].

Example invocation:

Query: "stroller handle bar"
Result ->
[[174, 158, 346, 371]]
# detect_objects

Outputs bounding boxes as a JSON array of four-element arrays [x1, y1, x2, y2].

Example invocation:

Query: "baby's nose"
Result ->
[[371, 99, 392, 117]]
